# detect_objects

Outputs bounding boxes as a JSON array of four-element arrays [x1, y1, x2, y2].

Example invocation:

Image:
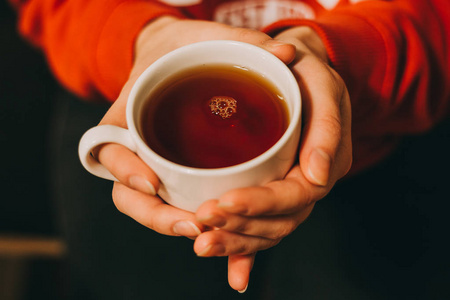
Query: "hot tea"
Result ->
[[140, 64, 289, 168]]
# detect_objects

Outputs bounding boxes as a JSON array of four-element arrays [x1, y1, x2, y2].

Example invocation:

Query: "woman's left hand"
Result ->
[[194, 26, 353, 293]]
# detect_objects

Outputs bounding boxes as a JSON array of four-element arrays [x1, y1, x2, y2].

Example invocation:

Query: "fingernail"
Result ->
[[197, 214, 226, 227], [217, 201, 234, 209], [129, 175, 156, 195], [173, 220, 202, 237], [217, 202, 247, 214], [308, 149, 331, 186], [264, 39, 293, 47], [197, 244, 226, 257], [238, 283, 249, 294], [197, 244, 212, 257]]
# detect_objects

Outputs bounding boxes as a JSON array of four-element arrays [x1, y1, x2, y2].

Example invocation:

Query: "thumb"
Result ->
[[260, 39, 297, 64]]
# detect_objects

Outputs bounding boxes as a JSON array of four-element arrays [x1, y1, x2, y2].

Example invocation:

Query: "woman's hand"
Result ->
[[92, 16, 298, 262], [194, 26, 353, 292]]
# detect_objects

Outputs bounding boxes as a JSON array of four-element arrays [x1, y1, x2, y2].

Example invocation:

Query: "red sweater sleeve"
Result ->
[[265, 0, 450, 171], [9, 0, 185, 101]]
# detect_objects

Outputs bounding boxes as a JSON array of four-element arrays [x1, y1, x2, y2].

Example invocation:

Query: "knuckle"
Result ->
[[234, 222, 247, 233], [236, 244, 249, 255], [268, 230, 287, 240], [320, 114, 343, 138], [326, 67, 349, 106], [268, 220, 297, 240], [234, 27, 263, 43], [243, 236, 282, 254]]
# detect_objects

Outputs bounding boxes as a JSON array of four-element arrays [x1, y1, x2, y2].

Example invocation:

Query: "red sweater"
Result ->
[[9, 0, 450, 172]]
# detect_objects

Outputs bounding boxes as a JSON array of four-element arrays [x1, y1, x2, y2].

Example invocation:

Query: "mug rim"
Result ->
[[126, 40, 301, 176]]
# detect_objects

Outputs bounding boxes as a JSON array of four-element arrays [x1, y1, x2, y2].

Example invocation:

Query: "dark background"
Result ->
[[1, 1, 63, 299], [1, 0, 57, 235]]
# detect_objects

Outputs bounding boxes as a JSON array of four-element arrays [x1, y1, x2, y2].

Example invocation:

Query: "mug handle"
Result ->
[[78, 125, 137, 181]]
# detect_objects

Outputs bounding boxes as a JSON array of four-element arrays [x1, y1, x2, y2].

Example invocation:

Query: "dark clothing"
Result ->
[[49, 91, 450, 299]]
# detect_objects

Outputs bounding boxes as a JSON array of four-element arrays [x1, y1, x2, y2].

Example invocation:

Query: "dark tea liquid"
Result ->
[[140, 64, 289, 168]]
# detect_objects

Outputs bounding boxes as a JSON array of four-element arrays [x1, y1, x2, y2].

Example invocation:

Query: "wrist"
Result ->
[[135, 16, 181, 57]]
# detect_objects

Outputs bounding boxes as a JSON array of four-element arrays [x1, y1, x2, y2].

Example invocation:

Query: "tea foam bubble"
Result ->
[[209, 96, 237, 119]]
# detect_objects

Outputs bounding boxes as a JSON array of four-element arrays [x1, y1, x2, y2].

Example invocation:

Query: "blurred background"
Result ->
[[1, 1, 66, 299], [1, 0, 450, 299]]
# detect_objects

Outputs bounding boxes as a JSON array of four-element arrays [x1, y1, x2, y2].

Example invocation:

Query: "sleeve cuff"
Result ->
[[96, 0, 185, 101]]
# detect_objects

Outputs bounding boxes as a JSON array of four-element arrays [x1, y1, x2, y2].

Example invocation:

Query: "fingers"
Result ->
[[248, 34, 297, 65], [210, 25, 298, 64], [259, 39, 297, 64], [191, 22, 297, 64], [194, 230, 280, 257], [155, 20, 297, 65], [195, 169, 315, 257], [95, 77, 161, 195], [228, 254, 255, 293], [97, 143, 160, 195], [196, 166, 318, 218], [112, 182, 204, 237], [197, 197, 314, 239]]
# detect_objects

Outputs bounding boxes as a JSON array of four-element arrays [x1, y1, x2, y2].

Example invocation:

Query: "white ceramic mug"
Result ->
[[78, 40, 301, 212]]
